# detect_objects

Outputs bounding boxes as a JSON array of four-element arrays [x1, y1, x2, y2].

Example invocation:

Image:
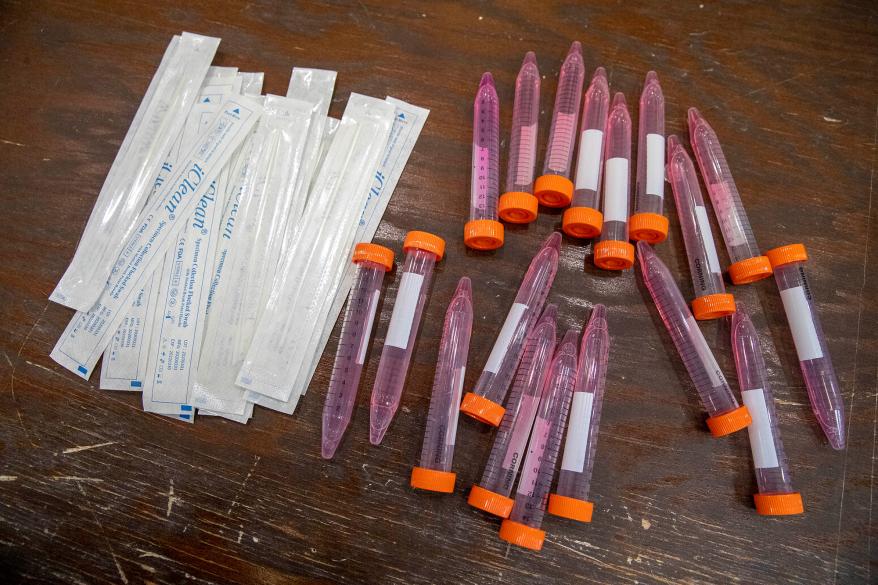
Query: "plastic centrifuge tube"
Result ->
[[666, 135, 736, 321], [370, 231, 446, 445], [637, 241, 752, 436], [460, 232, 561, 427], [688, 108, 773, 284], [548, 304, 609, 523], [468, 304, 558, 518], [594, 93, 635, 271], [464, 72, 504, 251], [322, 243, 395, 459], [499, 329, 578, 551], [411, 277, 474, 493], [534, 41, 585, 209], [731, 310, 804, 515], [498, 52, 541, 225], [765, 244, 845, 450], [630, 71, 669, 244], [563, 67, 609, 239]]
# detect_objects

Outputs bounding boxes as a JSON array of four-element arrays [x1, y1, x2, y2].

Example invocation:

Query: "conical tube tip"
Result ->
[[542, 231, 563, 252], [479, 72, 495, 88], [666, 134, 683, 159], [568, 41, 582, 56], [559, 328, 580, 350], [588, 304, 607, 327], [522, 51, 537, 67], [644, 70, 660, 85], [538, 303, 559, 323], [688, 107, 706, 128], [593, 66, 607, 81], [611, 92, 627, 108], [453, 276, 473, 299]]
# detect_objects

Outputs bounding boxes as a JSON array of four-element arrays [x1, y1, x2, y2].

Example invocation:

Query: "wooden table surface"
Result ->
[[1, 1, 876, 583]]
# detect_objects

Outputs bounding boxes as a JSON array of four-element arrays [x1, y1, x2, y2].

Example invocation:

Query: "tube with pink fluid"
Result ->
[[594, 93, 635, 271], [666, 135, 736, 322], [766, 244, 845, 450], [460, 232, 561, 427], [498, 329, 578, 552], [630, 71, 668, 244], [498, 52, 541, 225], [563, 67, 609, 239], [549, 304, 609, 524], [411, 277, 473, 493], [464, 72, 504, 250], [688, 107, 772, 284], [636, 241, 751, 437], [731, 309, 804, 515], [534, 42, 584, 209], [370, 231, 445, 445], [467, 304, 557, 518]]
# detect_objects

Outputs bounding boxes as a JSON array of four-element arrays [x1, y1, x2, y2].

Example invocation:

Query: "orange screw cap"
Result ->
[[629, 212, 669, 244], [594, 239, 635, 270], [499, 519, 545, 551], [706, 405, 752, 437], [534, 174, 573, 208], [547, 494, 593, 523], [562, 206, 603, 239], [728, 255, 772, 284], [765, 243, 808, 269], [459, 392, 505, 427], [464, 219, 504, 250], [404, 230, 446, 260], [410, 467, 456, 493], [691, 293, 736, 320], [498, 192, 539, 224], [467, 485, 514, 518], [352, 243, 395, 272], [753, 492, 804, 516]]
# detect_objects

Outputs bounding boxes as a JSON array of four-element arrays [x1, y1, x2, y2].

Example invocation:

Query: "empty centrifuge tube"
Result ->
[[499, 329, 578, 551], [370, 231, 445, 445], [630, 71, 669, 244], [563, 67, 609, 239], [731, 309, 804, 515], [468, 304, 558, 518], [666, 135, 736, 321], [460, 232, 561, 426], [594, 93, 635, 271], [322, 243, 395, 459], [765, 244, 845, 450], [534, 42, 584, 208], [688, 108, 772, 284], [549, 304, 609, 523], [637, 241, 751, 436], [465, 72, 504, 250], [411, 277, 473, 493], [498, 52, 541, 224]]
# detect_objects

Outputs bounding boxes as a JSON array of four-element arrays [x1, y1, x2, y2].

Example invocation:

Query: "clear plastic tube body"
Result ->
[[322, 260, 387, 459], [554, 305, 609, 503], [773, 259, 845, 450], [462, 232, 561, 422], [571, 67, 610, 209], [505, 53, 540, 195], [634, 71, 665, 216], [599, 93, 632, 244], [473, 305, 557, 499], [688, 108, 761, 264], [541, 42, 584, 178], [417, 278, 474, 473], [636, 241, 741, 418], [471, 72, 501, 222], [731, 310, 796, 493], [501, 330, 578, 549], [370, 248, 438, 444], [667, 136, 727, 299]]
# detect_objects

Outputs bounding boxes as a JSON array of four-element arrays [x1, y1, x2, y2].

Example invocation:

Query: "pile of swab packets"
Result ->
[[48, 32, 429, 424]]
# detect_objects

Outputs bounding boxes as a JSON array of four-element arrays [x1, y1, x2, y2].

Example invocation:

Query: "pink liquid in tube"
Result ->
[[630, 71, 669, 244], [465, 72, 504, 250]]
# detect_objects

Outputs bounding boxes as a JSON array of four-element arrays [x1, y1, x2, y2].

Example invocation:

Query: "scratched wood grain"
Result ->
[[0, 0, 876, 583]]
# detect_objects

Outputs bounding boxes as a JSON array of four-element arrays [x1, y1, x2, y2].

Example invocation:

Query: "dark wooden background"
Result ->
[[1, 1, 876, 583]]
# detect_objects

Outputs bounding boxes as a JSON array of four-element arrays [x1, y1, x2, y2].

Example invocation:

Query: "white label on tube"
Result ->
[[560, 392, 595, 472], [646, 133, 665, 197], [694, 205, 722, 274], [779, 286, 823, 361], [484, 303, 528, 374], [603, 157, 629, 222], [515, 124, 537, 186], [384, 272, 423, 350], [741, 388, 780, 468], [502, 394, 540, 470], [445, 366, 465, 447], [687, 316, 724, 387], [356, 289, 381, 365], [575, 129, 604, 192], [517, 415, 551, 497]]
